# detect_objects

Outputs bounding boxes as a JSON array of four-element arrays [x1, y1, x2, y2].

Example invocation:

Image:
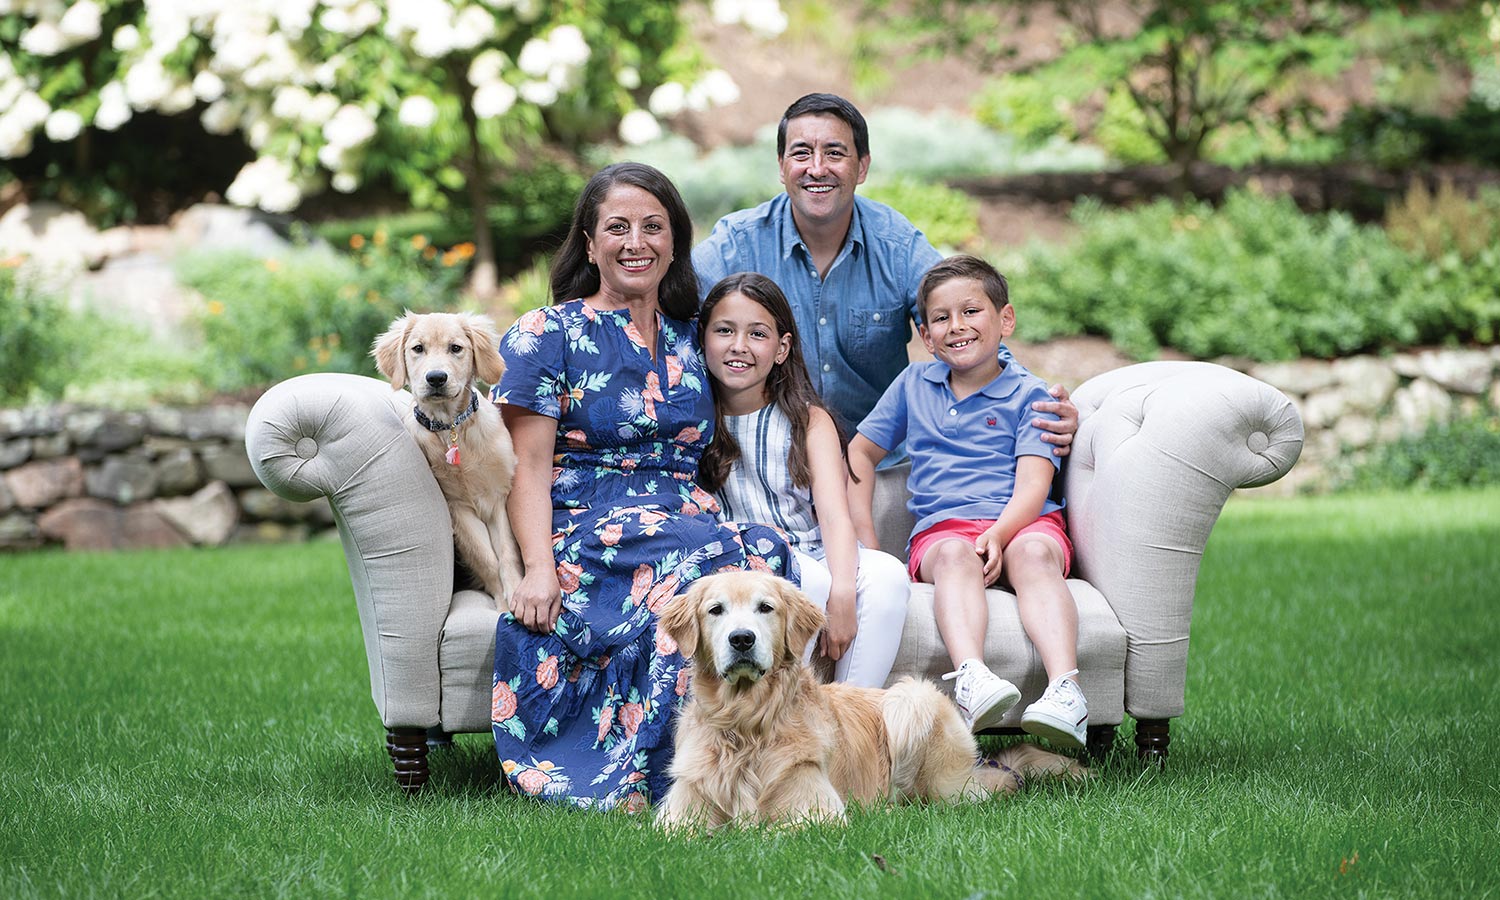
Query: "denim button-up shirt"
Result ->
[[693, 194, 945, 430]]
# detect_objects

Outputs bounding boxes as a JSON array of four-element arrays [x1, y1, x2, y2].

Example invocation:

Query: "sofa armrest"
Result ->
[[245, 373, 454, 730], [1067, 361, 1303, 719]]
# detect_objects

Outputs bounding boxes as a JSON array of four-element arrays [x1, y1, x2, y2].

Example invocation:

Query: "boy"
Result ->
[[847, 255, 1087, 747]]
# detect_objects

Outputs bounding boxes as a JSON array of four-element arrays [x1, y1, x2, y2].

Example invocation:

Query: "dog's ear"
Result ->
[[465, 313, 505, 387], [777, 577, 825, 662], [371, 313, 412, 390], [658, 582, 701, 659]]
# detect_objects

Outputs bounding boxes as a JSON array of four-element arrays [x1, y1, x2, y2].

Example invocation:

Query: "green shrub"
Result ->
[[0, 266, 82, 405], [861, 177, 981, 250], [973, 77, 1073, 147], [1335, 409, 1500, 492], [1009, 190, 1421, 360], [1384, 182, 1500, 345], [179, 236, 465, 393]]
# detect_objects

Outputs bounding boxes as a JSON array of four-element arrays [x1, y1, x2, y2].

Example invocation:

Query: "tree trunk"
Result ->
[[453, 65, 498, 301]]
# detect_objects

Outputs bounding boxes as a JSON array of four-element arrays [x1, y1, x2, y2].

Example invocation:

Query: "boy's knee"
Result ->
[[1005, 536, 1063, 576], [928, 539, 980, 570]]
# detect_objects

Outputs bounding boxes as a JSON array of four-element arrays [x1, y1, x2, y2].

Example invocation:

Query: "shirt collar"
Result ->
[[921, 359, 1022, 400], [778, 194, 866, 261]]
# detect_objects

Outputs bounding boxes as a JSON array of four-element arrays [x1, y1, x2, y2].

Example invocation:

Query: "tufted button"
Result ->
[[295, 436, 319, 459], [1246, 431, 1269, 453]]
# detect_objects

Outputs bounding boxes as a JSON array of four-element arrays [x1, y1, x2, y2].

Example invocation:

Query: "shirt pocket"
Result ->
[[846, 303, 909, 360]]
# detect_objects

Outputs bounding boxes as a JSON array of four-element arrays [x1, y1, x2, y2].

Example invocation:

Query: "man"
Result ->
[[692, 92, 1077, 449]]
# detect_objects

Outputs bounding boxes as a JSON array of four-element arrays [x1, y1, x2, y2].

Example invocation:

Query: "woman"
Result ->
[[491, 162, 797, 810]]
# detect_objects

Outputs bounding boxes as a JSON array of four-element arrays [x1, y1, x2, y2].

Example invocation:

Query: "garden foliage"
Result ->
[[1336, 409, 1500, 491], [0, 1, 787, 287], [178, 230, 467, 393], [1009, 189, 1500, 360], [0, 264, 77, 405]]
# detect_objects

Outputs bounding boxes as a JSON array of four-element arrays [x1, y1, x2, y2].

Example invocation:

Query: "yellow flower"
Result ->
[[0, 255, 25, 268], [411, 234, 429, 250], [327, 333, 341, 348], [422, 245, 437, 261], [441, 250, 458, 267], [338, 284, 357, 300], [206, 300, 225, 316], [366, 289, 381, 303], [349, 234, 366, 250], [264, 258, 281, 272], [453, 242, 476, 260], [316, 348, 332, 364], [293, 356, 308, 371], [374, 228, 388, 247]]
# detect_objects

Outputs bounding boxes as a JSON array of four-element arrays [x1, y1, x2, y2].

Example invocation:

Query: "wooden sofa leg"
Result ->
[[1135, 718, 1170, 769], [1086, 724, 1117, 764], [386, 727, 429, 793]]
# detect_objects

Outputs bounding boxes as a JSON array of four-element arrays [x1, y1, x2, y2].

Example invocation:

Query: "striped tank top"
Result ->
[[714, 403, 822, 555]]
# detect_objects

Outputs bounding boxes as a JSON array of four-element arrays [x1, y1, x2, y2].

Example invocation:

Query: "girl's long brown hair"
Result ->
[[696, 272, 855, 493]]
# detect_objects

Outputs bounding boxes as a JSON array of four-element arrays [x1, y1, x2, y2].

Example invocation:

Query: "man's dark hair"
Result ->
[[777, 93, 870, 160]]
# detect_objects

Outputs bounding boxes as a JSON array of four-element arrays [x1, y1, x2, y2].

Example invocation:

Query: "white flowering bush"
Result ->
[[0, 0, 787, 291]]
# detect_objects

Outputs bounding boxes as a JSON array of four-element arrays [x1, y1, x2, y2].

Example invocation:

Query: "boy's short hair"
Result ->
[[777, 93, 871, 160], [917, 255, 1010, 320]]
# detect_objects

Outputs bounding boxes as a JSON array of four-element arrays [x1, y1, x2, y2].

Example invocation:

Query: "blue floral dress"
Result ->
[[490, 299, 796, 811]]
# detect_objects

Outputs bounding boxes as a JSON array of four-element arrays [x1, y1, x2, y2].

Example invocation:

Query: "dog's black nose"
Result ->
[[728, 629, 756, 652], [426, 370, 448, 387]]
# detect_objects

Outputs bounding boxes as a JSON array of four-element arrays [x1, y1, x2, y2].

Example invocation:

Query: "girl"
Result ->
[[696, 272, 910, 687]]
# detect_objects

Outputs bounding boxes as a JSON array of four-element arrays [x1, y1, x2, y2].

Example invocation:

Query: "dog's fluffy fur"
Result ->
[[372, 312, 523, 606], [655, 571, 1085, 829]]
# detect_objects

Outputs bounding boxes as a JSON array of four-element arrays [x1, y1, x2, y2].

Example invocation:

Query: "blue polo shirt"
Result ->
[[858, 360, 1063, 542], [692, 193, 946, 430]]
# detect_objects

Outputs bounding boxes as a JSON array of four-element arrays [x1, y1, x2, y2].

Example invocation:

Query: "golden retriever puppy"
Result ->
[[372, 311, 523, 607], [655, 571, 1084, 830]]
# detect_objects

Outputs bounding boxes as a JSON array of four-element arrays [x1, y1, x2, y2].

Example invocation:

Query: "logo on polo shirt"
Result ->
[[986, 417, 997, 426]]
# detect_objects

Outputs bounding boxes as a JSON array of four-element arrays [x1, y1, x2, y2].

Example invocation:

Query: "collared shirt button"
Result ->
[[872, 313, 881, 322], [819, 317, 826, 326], [823, 364, 832, 372], [949, 408, 958, 416]]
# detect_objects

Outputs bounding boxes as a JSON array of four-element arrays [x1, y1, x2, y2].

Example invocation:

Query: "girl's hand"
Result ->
[[976, 527, 1007, 587], [818, 587, 858, 661], [511, 568, 563, 634]]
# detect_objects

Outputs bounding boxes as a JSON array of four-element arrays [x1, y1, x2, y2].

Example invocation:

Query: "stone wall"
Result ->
[[3, 346, 1496, 550], [0, 403, 333, 551], [1243, 346, 1500, 494]]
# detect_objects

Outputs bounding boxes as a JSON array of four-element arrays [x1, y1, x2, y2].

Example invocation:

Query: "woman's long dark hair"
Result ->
[[550, 162, 699, 321], [696, 272, 855, 493]]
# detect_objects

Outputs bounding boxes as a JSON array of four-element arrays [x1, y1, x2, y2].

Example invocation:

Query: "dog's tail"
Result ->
[[882, 677, 977, 800]]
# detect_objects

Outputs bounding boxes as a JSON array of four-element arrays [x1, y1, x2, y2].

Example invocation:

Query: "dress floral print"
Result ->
[[491, 299, 795, 810]]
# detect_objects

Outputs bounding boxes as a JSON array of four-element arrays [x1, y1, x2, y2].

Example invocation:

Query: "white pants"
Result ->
[[793, 545, 911, 688]]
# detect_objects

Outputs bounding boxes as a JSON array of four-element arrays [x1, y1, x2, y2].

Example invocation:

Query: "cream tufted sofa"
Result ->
[[246, 361, 1302, 790]]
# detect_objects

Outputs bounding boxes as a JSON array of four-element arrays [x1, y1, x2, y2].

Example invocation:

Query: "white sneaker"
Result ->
[[942, 660, 1021, 733], [1022, 677, 1089, 749]]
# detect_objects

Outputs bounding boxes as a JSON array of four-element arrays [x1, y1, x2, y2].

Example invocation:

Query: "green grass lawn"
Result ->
[[3, 488, 1497, 899]]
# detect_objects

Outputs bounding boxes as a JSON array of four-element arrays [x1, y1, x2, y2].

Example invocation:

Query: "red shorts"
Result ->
[[907, 510, 1072, 582]]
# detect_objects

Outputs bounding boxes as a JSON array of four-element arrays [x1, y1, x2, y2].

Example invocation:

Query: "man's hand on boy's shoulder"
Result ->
[[1031, 383, 1078, 458]]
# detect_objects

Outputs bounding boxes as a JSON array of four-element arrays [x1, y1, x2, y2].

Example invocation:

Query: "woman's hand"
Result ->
[[976, 525, 1007, 587], [818, 586, 858, 662], [1032, 383, 1078, 457], [511, 568, 564, 634]]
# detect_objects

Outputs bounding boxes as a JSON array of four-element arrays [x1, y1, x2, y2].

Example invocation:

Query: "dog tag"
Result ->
[[446, 445, 461, 466]]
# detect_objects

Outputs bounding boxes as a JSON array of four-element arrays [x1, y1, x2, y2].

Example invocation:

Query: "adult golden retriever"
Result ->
[[655, 570, 1084, 829], [372, 311, 523, 606]]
